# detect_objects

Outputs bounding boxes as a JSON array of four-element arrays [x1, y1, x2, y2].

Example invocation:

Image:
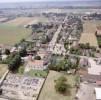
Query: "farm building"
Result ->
[[25, 60, 48, 72]]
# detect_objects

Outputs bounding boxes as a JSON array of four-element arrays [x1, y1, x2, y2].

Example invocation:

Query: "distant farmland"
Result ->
[[6, 17, 35, 26], [6, 17, 49, 26], [0, 24, 31, 45], [0, 17, 49, 45]]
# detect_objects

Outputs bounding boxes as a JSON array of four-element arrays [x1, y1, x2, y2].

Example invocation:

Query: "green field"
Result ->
[[26, 70, 48, 78], [38, 71, 77, 100], [0, 24, 31, 45]]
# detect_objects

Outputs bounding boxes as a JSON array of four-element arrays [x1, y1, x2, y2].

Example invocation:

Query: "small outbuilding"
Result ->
[[95, 88, 101, 100]]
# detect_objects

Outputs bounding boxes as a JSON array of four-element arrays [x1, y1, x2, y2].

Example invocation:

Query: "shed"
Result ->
[[95, 88, 101, 100]]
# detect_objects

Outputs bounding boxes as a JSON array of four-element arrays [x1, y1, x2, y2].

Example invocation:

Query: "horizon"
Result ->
[[0, 0, 100, 3]]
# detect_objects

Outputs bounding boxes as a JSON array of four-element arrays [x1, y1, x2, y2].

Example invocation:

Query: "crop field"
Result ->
[[6, 17, 35, 26], [0, 24, 31, 45], [6, 17, 49, 26], [79, 21, 101, 47], [38, 71, 76, 100], [0, 64, 8, 78], [0, 17, 8, 23], [79, 33, 98, 47]]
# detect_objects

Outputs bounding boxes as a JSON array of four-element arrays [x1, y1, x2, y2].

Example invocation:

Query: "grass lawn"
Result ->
[[0, 23, 31, 45], [25, 70, 48, 78], [0, 64, 8, 78], [38, 71, 77, 100], [97, 37, 101, 48], [17, 66, 25, 75]]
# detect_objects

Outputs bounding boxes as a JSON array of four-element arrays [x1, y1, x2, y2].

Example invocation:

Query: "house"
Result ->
[[88, 58, 101, 75], [21, 55, 34, 62], [10, 47, 17, 53], [25, 60, 48, 72], [79, 58, 88, 67], [95, 88, 101, 100], [51, 43, 66, 55], [37, 49, 51, 59], [1, 55, 8, 60], [81, 75, 101, 83]]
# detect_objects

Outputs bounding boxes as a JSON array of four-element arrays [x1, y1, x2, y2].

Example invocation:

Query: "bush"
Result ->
[[34, 56, 41, 60], [55, 76, 70, 94], [19, 48, 27, 57], [5, 49, 10, 55]]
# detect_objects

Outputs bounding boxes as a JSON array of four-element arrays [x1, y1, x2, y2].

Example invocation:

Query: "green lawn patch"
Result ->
[[97, 37, 101, 48], [38, 71, 77, 100], [18, 66, 24, 75], [26, 70, 48, 78]]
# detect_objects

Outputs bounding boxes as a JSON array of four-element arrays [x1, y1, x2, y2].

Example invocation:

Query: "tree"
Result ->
[[55, 82, 67, 93], [65, 60, 72, 71], [5, 49, 10, 55], [64, 41, 69, 51], [55, 76, 70, 94], [19, 48, 27, 57], [56, 60, 65, 71], [41, 35, 50, 44], [34, 56, 41, 60], [85, 43, 90, 49], [20, 38, 25, 43], [0, 89, 2, 95], [8, 54, 21, 72], [79, 44, 85, 49]]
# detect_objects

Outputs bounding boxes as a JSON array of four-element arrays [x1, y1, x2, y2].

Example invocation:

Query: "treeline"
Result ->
[[8, 54, 21, 72]]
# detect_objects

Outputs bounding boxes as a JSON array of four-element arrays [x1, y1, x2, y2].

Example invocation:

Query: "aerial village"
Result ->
[[0, 6, 101, 100]]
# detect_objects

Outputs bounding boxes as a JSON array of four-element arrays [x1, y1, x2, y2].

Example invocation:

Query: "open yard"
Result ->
[[0, 64, 8, 78], [38, 71, 76, 100], [0, 24, 31, 45]]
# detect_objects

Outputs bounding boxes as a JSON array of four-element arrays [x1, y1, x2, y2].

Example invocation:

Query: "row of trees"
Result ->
[[8, 54, 21, 72], [49, 58, 79, 72], [7, 47, 27, 72]]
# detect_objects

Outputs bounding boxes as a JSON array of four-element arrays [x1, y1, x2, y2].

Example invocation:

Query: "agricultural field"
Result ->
[[0, 16, 49, 45], [0, 17, 8, 23], [6, 17, 35, 26], [79, 33, 98, 47], [0, 23, 31, 45], [79, 21, 100, 47], [6, 17, 49, 26], [38, 71, 77, 100], [0, 64, 8, 78]]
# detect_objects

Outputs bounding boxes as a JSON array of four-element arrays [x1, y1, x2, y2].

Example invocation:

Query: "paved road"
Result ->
[[76, 83, 96, 100], [49, 16, 67, 47], [49, 25, 62, 46], [0, 70, 9, 86], [67, 53, 101, 60]]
